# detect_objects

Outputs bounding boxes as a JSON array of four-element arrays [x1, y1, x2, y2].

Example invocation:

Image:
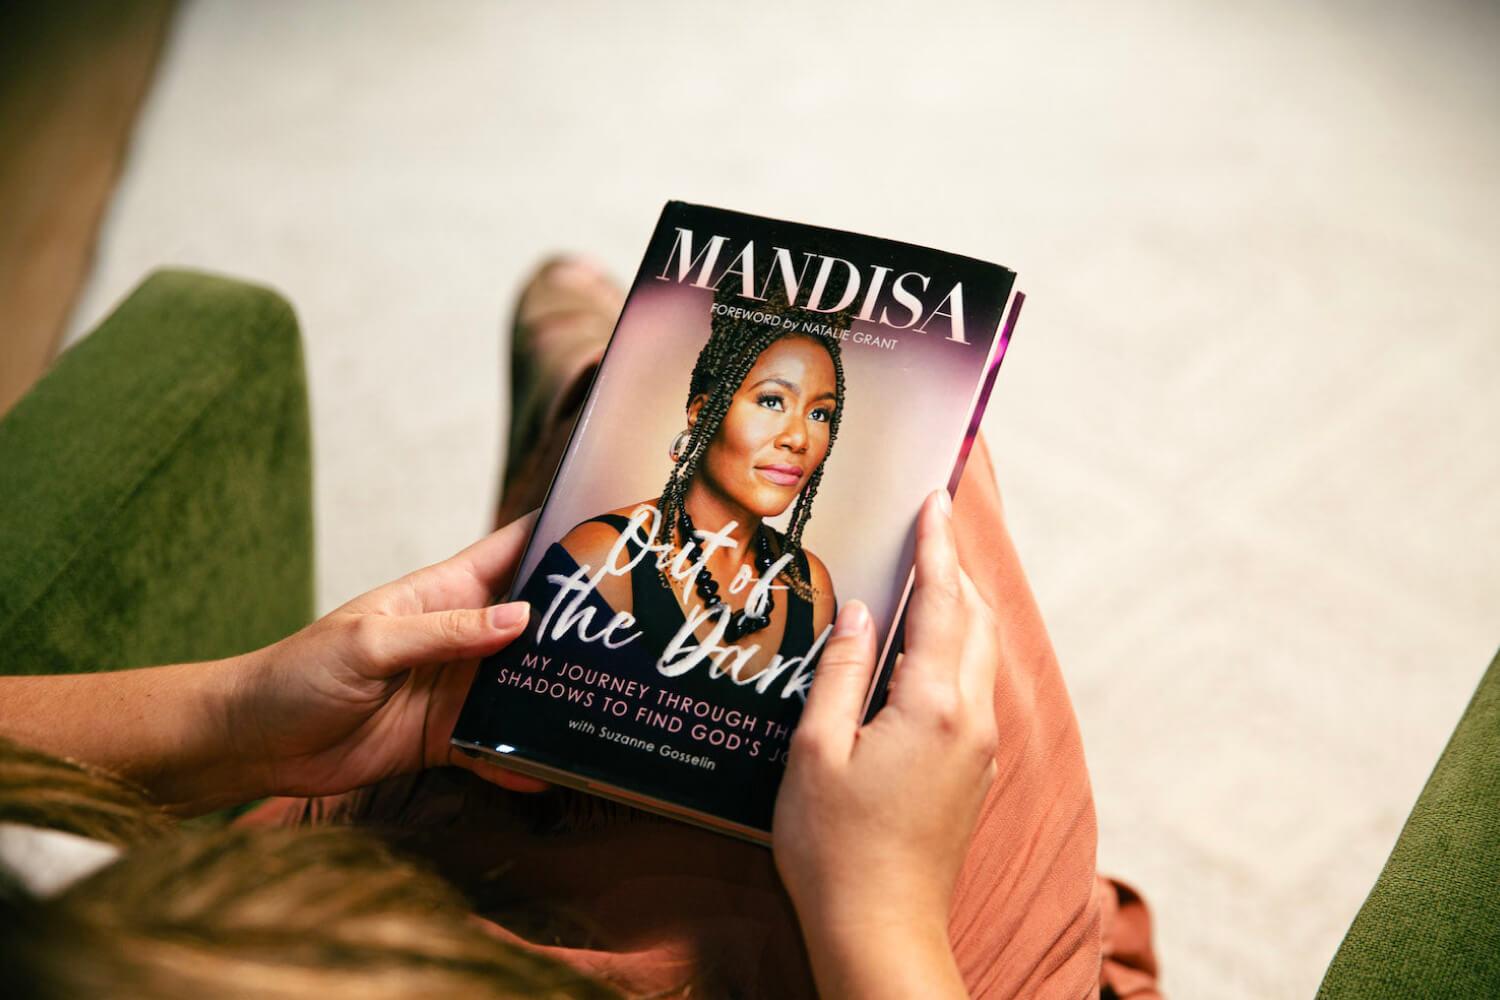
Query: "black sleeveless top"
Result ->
[[580, 512, 816, 661], [469, 514, 831, 830], [509, 513, 825, 716]]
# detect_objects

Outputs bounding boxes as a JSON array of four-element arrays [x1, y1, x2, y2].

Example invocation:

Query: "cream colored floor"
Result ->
[[69, 1, 1499, 996]]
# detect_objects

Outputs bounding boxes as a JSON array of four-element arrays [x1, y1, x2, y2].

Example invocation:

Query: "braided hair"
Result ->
[[654, 278, 852, 603]]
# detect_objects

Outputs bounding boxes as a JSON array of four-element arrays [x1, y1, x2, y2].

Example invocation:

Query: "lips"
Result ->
[[756, 464, 804, 487]]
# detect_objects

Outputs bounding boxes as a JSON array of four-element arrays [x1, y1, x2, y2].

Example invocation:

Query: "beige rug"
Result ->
[[69, 1, 1500, 995]]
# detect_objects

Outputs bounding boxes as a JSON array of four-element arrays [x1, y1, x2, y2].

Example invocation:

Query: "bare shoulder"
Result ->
[[803, 548, 838, 630], [557, 519, 621, 569], [555, 501, 659, 613]]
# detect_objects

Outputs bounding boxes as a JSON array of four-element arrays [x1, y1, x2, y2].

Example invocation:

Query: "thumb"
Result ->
[[356, 601, 530, 675], [795, 601, 878, 754]]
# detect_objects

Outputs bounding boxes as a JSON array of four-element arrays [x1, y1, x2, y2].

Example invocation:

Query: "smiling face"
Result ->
[[689, 336, 839, 520]]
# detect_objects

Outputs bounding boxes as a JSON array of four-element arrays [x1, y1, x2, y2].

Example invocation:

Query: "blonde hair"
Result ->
[[0, 738, 617, 1000], [0, 736, 172, 848]]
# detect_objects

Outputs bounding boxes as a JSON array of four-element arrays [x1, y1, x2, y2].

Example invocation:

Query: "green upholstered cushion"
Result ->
[[0, 269, 314, 675], [1318, 648, 1500, 997]]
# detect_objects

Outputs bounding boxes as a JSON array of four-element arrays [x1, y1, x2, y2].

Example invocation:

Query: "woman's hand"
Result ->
[[228, 513, 549, 800], [0, 515, 547, 815], [773, 491, 1000, 999]]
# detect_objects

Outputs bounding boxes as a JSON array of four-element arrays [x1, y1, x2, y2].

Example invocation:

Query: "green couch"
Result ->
[[1317, 647, 1499, 997], [0, 271, 1494, 996], [0, 269, 313, 674]]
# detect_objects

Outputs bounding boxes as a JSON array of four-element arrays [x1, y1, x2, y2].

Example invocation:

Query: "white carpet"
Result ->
[[69, 1, 1500, 995]]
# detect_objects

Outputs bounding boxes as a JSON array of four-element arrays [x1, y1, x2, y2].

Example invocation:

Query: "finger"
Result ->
[[357, 601, 530, 676], [795, 600, 878, 753], [953, 440, 1055, 678], [452, 748, 552, 794], [954, 573, 1002, 702], [453, 509, 540, 591], [405, 512, 540, 611], [900, 491, 966, 684]]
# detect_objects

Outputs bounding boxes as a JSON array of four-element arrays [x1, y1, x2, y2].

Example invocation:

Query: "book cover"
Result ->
[[453, 202, 1020, 840]]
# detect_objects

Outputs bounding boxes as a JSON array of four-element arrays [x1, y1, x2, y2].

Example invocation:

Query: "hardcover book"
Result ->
[[453, 202, 1022, 841]]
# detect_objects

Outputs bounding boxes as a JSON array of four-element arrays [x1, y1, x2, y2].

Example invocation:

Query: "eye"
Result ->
[[756, 392, 786, 411], [810, 406, 833, 423]]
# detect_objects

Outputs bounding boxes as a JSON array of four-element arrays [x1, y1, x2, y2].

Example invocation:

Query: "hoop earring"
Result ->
[[669, 428, 692, 463]]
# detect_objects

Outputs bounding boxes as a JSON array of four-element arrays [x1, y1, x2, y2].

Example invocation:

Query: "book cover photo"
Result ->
[[453, 201, 1020, 840]]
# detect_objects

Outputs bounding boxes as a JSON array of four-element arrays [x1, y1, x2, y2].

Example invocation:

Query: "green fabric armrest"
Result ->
[[0, 269, 314, 675], [1318, 648, 1500, 998]]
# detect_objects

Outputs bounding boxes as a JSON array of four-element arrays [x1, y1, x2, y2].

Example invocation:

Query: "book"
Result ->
[[452, 202, 1022, 842]]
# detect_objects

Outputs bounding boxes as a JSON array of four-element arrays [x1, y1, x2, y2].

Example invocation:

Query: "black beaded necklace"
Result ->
[[674, 508, 776, 642]]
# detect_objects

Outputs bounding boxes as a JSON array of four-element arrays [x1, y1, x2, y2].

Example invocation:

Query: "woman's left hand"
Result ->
[[229, 513, 548, 798]]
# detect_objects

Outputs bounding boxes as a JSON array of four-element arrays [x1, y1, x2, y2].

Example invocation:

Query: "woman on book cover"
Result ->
[[515, 281, 847, 688]]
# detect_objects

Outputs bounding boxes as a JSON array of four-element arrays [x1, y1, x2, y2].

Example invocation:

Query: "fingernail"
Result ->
[[935, 489, 952, 516], [490, 602, 529, 629], [833, 600, 869, 637]]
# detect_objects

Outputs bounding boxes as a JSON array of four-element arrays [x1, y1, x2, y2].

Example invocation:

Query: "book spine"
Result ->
[[863, 290, 1025, 720]]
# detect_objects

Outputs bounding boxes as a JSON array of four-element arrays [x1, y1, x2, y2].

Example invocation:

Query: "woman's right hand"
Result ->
[[773, 490, 1000, 999]]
